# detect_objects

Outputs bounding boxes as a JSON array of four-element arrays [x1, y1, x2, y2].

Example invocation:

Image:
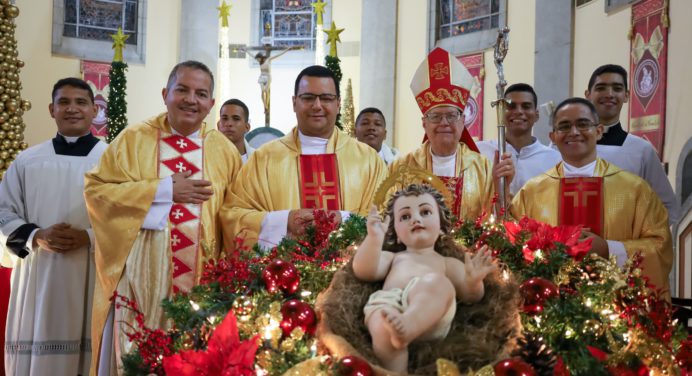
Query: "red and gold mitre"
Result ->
[[411, 47, 479, 152], [411, 47, 474, 114]]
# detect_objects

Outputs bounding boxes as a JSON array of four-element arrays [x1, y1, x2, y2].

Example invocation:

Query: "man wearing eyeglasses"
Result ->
[[477, 83, 561, 195], [586, 64, 679, 225], [512, 97, 672, 295], [221, 65, 388, 249], [391, 47, 515, 220]]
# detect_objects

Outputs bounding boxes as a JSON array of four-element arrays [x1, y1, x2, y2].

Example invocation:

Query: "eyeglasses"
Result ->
[[297, 93, 338, 104], [554, 120, 597, 133], [424, 111, 462, 124]]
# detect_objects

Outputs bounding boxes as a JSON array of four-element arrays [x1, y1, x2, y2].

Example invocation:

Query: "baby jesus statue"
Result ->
[[352, 184, 497, 373]]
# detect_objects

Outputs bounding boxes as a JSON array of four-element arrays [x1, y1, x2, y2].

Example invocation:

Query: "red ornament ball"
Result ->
[[262, 259, 300, 294], [519, 277, 559, 315], [494, 358, 537, 376], [335, 355, 374, 376], [280, 299, 317, 337]]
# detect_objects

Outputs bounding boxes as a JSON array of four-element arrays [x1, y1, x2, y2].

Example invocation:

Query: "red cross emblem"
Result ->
[[162, 156, 200, 175], [163, 135, 200, 153], [169, 204, 198, 225], [170, 228, 194, 252]]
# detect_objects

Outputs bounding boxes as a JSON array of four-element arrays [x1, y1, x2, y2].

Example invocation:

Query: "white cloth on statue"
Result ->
[[257, 131, 350, 249], [562, 160, 627, 268], [141, 128, 202, 230], [0, 139, 106, 376], [378, 143, 400, 166], [241, 138, 256, 164], [431, 151, 456, 177], [478, 137, 561, 194], [596, 123, 679, 225]]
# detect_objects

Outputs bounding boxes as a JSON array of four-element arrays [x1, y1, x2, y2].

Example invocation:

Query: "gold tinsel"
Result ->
[[0, 1, 29, 180], [341, 78, 355, 136]]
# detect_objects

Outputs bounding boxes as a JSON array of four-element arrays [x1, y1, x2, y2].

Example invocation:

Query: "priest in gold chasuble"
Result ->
[[221, 66, 388, 250], [84, 62, 242, 375], [391, 47, 514, 220], [511, 98, 672, 294]]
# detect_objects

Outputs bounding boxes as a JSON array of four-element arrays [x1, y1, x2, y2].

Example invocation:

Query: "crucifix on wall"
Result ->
[[243, 44, 301, 127]]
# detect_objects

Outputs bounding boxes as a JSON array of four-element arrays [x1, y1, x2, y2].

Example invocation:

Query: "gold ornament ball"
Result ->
[[0, 151, 8, 160], [6, 130, 14, 140], [19, 141, 27, 150], [10, 140, 19, 149], [232, 295, 254, 318], [21, 100, 30, 111], [0, 123, 10, 131], [4, 5, 19, 19], [0, 87, 4, 95], [16, 59, 23, 68], [11, 151, 18, 159], [9, 115, 19, 125], [0, 130, 5, 139]]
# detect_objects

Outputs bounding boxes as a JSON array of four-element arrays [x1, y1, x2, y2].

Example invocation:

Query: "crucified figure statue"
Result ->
[[246, 44, 301, 127]]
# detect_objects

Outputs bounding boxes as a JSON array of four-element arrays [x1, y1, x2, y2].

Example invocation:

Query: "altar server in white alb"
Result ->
[[585, 64, 680, 225], [0, 77, 107, 375], [477, 83, 561, 195]]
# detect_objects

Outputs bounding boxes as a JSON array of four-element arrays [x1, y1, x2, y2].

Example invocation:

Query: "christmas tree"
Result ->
[[324, 21, 344, 130], [0, 2, 30, 180], [341, 78, 355, 136], [106, 28, 129, 143]]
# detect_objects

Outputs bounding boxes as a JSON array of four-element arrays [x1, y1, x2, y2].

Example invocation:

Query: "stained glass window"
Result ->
[[63, 0, 138, 45], [438, 0, 500, 39], [259, 0, 315, 49]]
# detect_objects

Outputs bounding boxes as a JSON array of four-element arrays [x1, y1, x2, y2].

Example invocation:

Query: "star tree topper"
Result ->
[[110, 27, 129, 62], [217, 0, 232, 28], [324, 21, 344, 57], [311, 0, 327, 26]]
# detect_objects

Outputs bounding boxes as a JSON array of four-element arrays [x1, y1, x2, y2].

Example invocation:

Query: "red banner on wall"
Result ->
[[457, 53, 484, 141], [628, 0, 668, 158], [80, 60, 110, 139]]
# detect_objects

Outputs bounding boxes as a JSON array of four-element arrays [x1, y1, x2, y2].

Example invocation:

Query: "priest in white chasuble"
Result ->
[[221, 65, 388, 250], [391, 47, 515, 220], [84, 61, 242, 375], [511, 98, 672, 295], [0, 78, 107, 375]]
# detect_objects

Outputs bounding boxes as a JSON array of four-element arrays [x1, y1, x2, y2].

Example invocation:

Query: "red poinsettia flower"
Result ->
[[163, 311, 260, 376], [505, 217, 592, 262]]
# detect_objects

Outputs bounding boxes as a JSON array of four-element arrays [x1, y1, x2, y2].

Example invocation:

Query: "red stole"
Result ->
[[160, 133, 204, 293], [438, 176, 464, 218], [559, 177, 604, 236], [298, 154, 341, 210]]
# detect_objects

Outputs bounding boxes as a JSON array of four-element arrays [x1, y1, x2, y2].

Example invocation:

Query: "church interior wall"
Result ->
[[393, 0, 429, 155], [17, 0, 182, 147], [479, 0, 536, 144], [221, 0, 362, 136]]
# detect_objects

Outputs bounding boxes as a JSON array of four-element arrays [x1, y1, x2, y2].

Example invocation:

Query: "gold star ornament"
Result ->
[[311, 0, 327, 26], [110, 27, 129, 62], [323, 21, 344, 57], [217, 0, 232, 28]]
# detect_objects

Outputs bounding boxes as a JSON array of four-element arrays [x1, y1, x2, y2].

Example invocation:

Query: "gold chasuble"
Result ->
[[221, 128, 388, 248], [390, 141, 494, 220], [511, 159, 672, 293], [84, 113, 242, 373]]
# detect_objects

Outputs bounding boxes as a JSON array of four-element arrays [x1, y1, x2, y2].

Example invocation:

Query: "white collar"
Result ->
[[602, 121, 620, 134], [58, 132, 90, 143], [563, 160, 597, 177], [298, 130, 329, 155]]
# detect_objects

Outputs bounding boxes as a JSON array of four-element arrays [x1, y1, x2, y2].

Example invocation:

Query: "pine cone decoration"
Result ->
[[511, 333, 557, 376]]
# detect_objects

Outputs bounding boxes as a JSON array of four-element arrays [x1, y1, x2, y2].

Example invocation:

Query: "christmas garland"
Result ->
[[119, 211, 691, 376]]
